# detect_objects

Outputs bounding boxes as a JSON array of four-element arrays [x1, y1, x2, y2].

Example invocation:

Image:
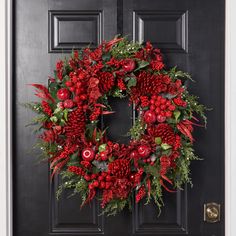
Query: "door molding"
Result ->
[[0, 0, 234, 235]]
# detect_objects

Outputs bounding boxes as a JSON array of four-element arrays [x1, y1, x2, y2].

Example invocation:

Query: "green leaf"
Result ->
[[63, 109, 69, 121], [127, 77, 137, 89], [50, 116, 58, 123], [102, 53, 111, 61], [173, 110, 181, 121], [135, 60, 149, 71], [70, 151, 79, 161], [99, 144, 107, 152], [161, 143, 172, 150], [155, 137, 162, 145]]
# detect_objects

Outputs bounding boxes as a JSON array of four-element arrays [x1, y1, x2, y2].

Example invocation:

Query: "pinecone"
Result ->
[[108, 159, 130, 178], [64, 108, 86, 140], [148, 123, 176, 146], [131, 71, 167, 102], [98, 72, 115, 93]]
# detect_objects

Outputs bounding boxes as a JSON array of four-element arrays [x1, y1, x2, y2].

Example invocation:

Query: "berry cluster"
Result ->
[[149, 95, 176, 122]]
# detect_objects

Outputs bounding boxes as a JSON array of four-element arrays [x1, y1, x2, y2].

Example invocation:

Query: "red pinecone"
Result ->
[[131, 72, 167, 102], [108, 159, 130, 178], [64, 108, 86, 140], [148, 123, 176, 146], [98, 72, 115, 93]]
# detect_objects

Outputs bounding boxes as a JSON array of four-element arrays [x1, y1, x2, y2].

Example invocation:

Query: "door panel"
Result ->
[[123, 1, 225, 235], [13, 0, 225, 235]]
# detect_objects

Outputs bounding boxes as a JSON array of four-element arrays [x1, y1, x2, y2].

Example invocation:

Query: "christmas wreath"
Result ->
[[27, 37, 206, 216]]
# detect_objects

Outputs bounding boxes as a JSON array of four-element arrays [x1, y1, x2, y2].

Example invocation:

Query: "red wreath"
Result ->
[[28, 37, 206, 215]]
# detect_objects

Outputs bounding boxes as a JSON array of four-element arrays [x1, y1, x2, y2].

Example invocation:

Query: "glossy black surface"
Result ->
[[13, 0, 225, 235]]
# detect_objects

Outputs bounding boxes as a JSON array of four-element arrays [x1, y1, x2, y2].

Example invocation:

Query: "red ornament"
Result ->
[[63, 99, 74, 108], [137, 145, 151, 158], [57, 88, 71, 100], [81, 148, 95, 162], [122, 59, 136, 72], [144, 110, 156, 124]]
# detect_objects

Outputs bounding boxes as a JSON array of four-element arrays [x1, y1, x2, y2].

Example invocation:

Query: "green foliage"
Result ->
[[101, 199, 130, 216], [127, 118, 146, 140], [110, 38, 142, 59]]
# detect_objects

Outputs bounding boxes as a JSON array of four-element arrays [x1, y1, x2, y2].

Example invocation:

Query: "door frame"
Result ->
[[0, 0, 235, 235]]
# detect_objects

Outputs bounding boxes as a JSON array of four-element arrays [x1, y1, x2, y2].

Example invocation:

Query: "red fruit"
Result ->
[[157, 115, 166, 123], [130, 150, 139, 159], [91, 173, 97, 179], [84, 175, 91, 181], [100, 181, 106, 189], [105, 175, 112, 182], [98, 176, 104, 181], [144, 110, 156, 124], [105, 182, 111, 189], [137, 145, 151, 158], [100, 152, 108, 161], [101, 172, 107, 177], [130, 174, 135, 181], [93, 181, 99, 187], [169, 105, 176, 111], [165, 111, 172, 118], [150, 99, 155, 104], [63, 99, 74, 108], [89, 184, 94, 189], [81, 148, 95, 162], [57, 88, 71, 100], [65, 81, 73, 87], [150, 105, 156, 111], [122, 59, 136, 72], [155, 107, 161, 114], [69, 87, 75, 92]]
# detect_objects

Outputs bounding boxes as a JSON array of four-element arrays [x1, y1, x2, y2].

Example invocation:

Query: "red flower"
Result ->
[[122, 59, 136, 72]]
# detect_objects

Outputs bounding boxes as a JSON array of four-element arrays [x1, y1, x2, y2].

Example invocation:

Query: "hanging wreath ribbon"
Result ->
[[27, 37, 206, 216]]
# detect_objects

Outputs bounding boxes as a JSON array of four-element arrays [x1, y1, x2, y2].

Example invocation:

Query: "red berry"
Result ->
[[160, 104, 166, 110], [91, 173, 97, 179], [161, 98, 166, 104], [169, 105, 176, 111], [57, 88, 71, 100], [144, 110, 156, 124], [100, 181, 106, 189], [165, 111, 172, 117], [81, 148, 95, 162], [69, 87, 75, 92], [137, 145, 151, 158], [105, 175, 112, 182], [89, 184, 94, 189], [93, 181, 99, 187], [105, 182, 111, 189], [150, 99, 155, 105], [84, 175, 91, 181], [63, 99, 74, 108], [100, 152, 108, 161], [130, 150, 139, 159], [150, 105, 156, 111], [155, 107, 161, 114], [65, 81, 73, 87]]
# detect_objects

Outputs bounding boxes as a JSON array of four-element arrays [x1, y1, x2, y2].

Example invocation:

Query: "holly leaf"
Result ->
[[98, 144, 107, 152], [174, 110, 181, 121], [161, 143, 172, 150], [127, 77, 137, 89], [135, 60, 149, 71]]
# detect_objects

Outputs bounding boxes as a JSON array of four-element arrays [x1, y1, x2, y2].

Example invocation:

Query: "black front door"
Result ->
[[13, 0, 225, 235]]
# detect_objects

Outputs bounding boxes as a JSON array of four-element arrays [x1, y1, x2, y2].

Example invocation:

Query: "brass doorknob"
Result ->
[[206, 206, 219, 219], [204, 202, 220, 223]]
